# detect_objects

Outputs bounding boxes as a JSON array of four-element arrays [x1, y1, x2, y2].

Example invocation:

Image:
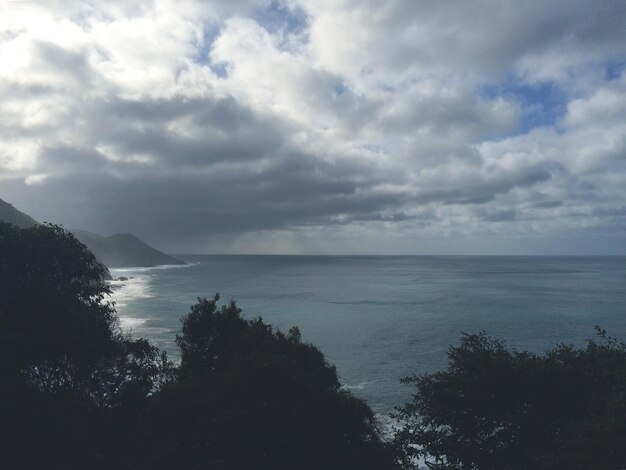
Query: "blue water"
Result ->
[[110, 255, 626, 414]]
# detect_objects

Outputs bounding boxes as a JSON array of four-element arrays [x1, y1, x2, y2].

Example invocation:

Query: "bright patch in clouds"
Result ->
[[1, 0, 625, 254]]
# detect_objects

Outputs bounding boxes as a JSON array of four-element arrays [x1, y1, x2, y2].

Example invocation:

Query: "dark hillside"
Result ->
[[0, 198, 38, 228], [73, 230, 184, 268], [0, 197, 182, 268]]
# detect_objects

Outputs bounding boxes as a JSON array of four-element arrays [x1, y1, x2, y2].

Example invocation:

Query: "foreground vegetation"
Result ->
[[395, 327, 626, 469], [2, 222, 626, 469], [0, 223, 399, 469]]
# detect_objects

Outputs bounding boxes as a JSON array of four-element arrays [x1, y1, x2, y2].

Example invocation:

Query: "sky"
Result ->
[[0, 0, 625, 255]]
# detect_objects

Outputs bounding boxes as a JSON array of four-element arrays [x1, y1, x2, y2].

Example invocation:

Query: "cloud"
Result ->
[[0, 0, 625, 254], [301, 0, 626, 84]]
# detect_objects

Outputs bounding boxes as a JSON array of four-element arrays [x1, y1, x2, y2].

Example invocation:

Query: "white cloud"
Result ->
[[0, 0, 625, 254]]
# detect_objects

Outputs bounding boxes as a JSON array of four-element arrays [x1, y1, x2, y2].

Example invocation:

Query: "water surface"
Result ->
[[111, 255, 626, 414]]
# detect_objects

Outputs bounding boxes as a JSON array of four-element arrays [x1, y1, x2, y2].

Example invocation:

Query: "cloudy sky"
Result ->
[[1, 0, 625, 254]]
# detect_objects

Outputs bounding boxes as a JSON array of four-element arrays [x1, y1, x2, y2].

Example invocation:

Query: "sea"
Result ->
[[110, 255, 626, 417]]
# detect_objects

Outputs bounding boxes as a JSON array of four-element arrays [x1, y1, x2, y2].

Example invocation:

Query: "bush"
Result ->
[[0, 223, 399, 469], [394, 329, 626, 469], [142, 295, 401, 470], [0, 222, 170, 467]]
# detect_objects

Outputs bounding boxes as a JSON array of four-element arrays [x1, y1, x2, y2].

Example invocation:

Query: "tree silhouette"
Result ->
[[142, 295, 401, 470], [394, 330, 626, 469], [0, 223, 399, 469], [0, 222, 170, 468]]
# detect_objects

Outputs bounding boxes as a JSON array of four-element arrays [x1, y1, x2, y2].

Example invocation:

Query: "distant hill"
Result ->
[[72, 230, 184, 268], [0, 197, 184, 268], [0, 198, 39, 228]]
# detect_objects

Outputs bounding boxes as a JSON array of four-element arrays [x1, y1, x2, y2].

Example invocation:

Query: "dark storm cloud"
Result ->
[[83, 96, 287, 168], [2, 162, 400, 245], [41, 145, 110, 173], [6, 147, 561, 246]]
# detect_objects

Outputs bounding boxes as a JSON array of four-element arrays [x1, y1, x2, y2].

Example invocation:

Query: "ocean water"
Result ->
[[110, 255, 626, 415]]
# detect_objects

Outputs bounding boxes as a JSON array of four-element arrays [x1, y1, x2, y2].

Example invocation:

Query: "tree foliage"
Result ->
[[0, 222, 169, 395], [394, 330, 626, 469], [0, 222, 398, 469], [142, 295, 400, 469], [0, 222, 171, 467], [1, 222, 115, 383]]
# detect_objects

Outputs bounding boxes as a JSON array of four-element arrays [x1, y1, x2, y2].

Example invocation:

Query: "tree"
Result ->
[[1, 222, 116, 389], [142, 295, 401, 470], [0, 222, 170, 468], [1, 223, 398, 469], [394, 330, 626, 469]]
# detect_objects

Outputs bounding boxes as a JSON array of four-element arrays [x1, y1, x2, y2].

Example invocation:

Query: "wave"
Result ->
[[340, 379, 383, 390], [108, 275, 153, 306], [375, 414, 427, 468], [119, 316, 148, 329], [107, 274, 156, 336], [375, 413, 401, 439], [120, 320, 172, 337], [110, 262, 199, 274]]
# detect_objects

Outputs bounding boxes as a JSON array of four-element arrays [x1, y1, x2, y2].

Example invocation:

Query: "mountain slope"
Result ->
[[72, 230, 184, 268], [0, 198, 39, 228], [0, 197, 184, 268]]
